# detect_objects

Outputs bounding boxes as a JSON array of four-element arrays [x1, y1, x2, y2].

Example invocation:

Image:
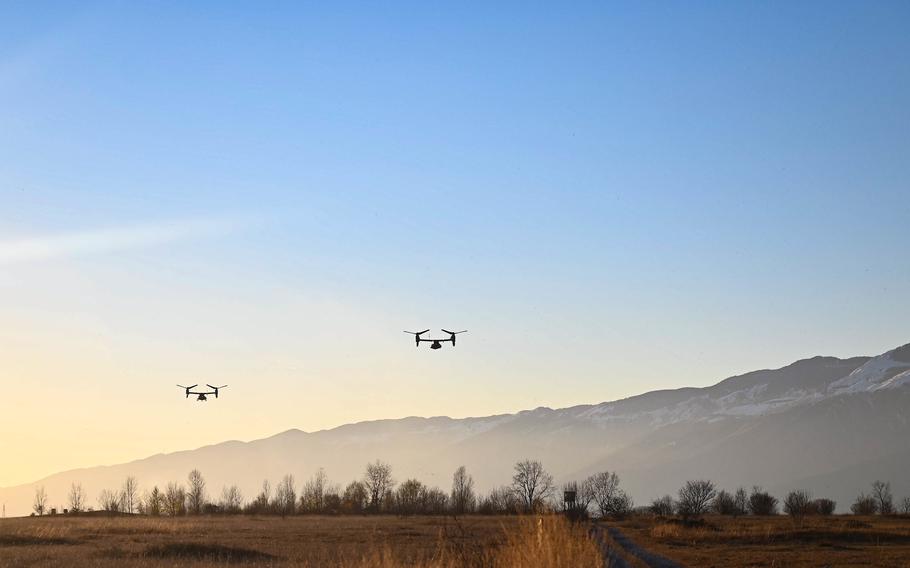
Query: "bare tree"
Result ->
[[580, 477, 596, 511], [713, 490, 737, 515], [871, 481, 893, 515], [68, 483, 85, 513], [220, 485, 243, 514], [900, 496, 910, 515], [423, 487, 448, 515], [587, 471, 629, 518], [250, 479, 271, 514], [98, 488, 123, 513], [733, 487, 748, 516], [323, 487, 343, 514], [395, 479, 425, 516], [122, 476, 139, 514], [163, 482, 186, 516], [363, 460, 394, 513], [274, 474, 297, 517], [187, 469, 207, 515], [677, 480, 716, 520], [342, 480, 368, 513], [511, 460, 554, 512], [145, 486, 162, 516], [492, 486, 520, 514], [300, 469, 329, 514], [450, 466, 476, 516], [33, 486, 48, 516]]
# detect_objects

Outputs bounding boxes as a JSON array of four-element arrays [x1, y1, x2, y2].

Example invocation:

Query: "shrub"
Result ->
[[851, 493, 878, 515], [649, 495, 674, 517], [783, 490, 812, 520], [609, 491, 634, 518], [748, 487, 778, 516], [811, 498, 836, 516], [713, 490, 737, 515], [478, 486, 520, 515]]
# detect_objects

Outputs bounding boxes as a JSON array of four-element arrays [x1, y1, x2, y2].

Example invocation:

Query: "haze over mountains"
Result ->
[[3, 343, 909, 516]]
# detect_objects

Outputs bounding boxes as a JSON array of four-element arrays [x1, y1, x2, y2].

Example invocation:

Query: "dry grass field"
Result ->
[[606, 514, 910, 567], [10, 513, 909, 567], [0, 514, 603, 568]]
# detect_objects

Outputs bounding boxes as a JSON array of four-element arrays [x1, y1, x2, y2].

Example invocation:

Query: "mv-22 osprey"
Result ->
[[403, 329, 467, 350], [177, 384, 228, 401]]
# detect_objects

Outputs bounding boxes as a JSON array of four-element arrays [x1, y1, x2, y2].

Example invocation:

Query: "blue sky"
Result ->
[[1, 1, 908, 484]]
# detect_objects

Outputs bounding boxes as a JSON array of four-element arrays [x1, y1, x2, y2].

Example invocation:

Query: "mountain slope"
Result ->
[[2, 343, 908, 516]]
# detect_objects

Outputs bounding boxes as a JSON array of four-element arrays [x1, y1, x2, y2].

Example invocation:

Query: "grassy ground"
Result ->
[[0, 514, 603, 568], [608, 514, 910, 567]]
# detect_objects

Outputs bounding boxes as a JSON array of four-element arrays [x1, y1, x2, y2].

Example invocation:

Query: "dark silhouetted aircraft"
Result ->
[[403, 329, 467, 349], [177, 384, 228, 401]]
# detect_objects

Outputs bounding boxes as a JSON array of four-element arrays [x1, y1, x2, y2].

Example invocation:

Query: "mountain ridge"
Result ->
[[2, 343, 907, 516]]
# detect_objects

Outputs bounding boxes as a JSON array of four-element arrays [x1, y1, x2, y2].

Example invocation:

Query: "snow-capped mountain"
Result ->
[[2, 343, 909, 516], [829, 344, 910, 394]]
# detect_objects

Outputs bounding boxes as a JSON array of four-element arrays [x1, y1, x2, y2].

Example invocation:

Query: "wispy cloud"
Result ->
[[0, 217, 247, 266]]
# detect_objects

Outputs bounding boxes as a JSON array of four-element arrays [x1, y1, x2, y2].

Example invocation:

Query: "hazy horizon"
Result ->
[[2, 339, 903, 491], [3, 340, 909, 523], [2, 1, 909, 488]]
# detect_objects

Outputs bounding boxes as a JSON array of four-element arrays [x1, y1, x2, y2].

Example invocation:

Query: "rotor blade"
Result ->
[[442, 329, 467, 334]]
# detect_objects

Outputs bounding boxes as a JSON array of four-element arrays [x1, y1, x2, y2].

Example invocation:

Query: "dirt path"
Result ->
[[590, 524, 631, 568], [592, 523, 685, 568]]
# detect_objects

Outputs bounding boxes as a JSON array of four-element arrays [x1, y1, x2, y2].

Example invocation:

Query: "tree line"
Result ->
[[30, 461, 910, 519], [643, 479, 910, 521], [34, 460, 552, 517]]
